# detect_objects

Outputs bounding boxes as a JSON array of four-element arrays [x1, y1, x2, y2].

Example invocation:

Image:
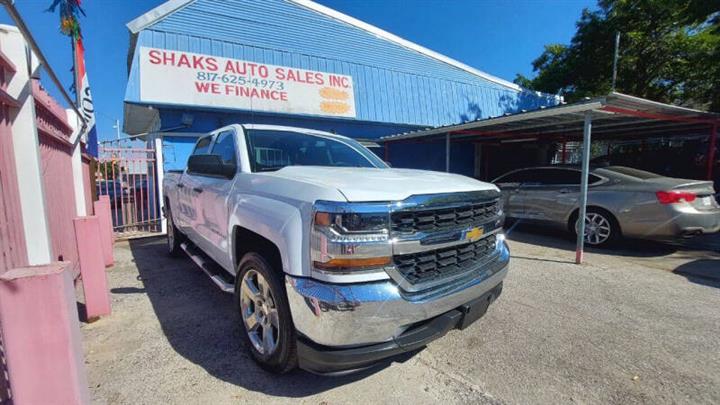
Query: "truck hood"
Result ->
[[263, 166, 497, 201]]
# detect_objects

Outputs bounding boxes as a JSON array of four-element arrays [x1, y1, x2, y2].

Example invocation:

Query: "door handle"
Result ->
[[177, 183, 185, 188], [192, 187, 204, 194], [559, 188, 572, 194]]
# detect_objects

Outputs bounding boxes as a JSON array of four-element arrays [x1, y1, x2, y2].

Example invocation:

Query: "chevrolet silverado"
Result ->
[[163, 124, 509, 374]]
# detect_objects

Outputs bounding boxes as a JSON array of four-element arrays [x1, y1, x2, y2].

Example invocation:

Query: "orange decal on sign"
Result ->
[[320, 101, 351, 114], [319, 87, 349, 101]]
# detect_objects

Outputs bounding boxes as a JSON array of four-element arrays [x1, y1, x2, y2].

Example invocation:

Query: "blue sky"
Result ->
[[1, 0, 594, 142]]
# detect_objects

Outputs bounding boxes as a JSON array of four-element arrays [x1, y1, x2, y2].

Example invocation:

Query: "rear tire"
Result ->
[[235, 252, 297, 374], [166, 206, 184, 257], [570, 207, 620, 247]]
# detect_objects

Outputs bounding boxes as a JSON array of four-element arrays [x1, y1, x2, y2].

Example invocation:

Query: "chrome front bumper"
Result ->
[[285, 241, 509, 347]]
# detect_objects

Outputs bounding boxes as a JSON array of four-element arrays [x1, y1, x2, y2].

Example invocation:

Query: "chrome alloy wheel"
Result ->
[[577, 212, 612, 245], [240, 269, 280, 355]]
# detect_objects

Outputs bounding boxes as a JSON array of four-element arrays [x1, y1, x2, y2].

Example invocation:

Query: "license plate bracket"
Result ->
[[457, 283, 502, 330]]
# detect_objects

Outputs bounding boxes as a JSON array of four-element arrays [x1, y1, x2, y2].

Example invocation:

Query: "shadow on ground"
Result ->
[[126, 237, 397, 398], [673, 260, 720, 289], [505, 222, 720, 258], [506, 221, 720, 288]]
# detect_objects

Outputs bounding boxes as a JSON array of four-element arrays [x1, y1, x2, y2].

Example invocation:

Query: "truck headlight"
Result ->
[[311, 202, 391, 273]]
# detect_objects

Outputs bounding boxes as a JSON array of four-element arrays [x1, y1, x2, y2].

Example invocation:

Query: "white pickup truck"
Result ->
[[163, 124, 509, 374]]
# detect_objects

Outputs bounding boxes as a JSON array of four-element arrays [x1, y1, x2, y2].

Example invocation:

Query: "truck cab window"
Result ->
[[193, 136, 213, 155], [211, 131, 237, 165]]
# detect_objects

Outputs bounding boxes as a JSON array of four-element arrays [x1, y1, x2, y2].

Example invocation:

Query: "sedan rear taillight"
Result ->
[[656, 190, 697, 204]]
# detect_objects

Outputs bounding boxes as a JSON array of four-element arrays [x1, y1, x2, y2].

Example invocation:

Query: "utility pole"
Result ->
[[611, 32, 620, 92], [114, 119, 120, 140]]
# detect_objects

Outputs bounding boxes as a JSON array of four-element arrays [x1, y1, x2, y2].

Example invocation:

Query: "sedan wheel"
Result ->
[[240, 269, 280, 356], [576, 211, 613, 246]]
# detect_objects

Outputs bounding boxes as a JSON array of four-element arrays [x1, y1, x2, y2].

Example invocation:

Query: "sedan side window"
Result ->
[[497, 168, 603, 186], [503, 169, 575, 186], [496, 170, 534, 184], [533, 169, 602, 185], [542, 169, 581, 185]]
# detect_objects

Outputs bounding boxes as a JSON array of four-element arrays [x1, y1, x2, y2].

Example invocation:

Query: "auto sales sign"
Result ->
[[139, 47, 356, 118]]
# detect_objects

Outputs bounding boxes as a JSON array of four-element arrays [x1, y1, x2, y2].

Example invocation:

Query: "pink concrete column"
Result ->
[[94, 195, 114, 267], [73, 216, 111, 319], [0, 262, 90, 404]]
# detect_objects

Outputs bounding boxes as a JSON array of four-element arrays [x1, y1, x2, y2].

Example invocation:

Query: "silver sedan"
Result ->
[[493, 166, 720, 246]]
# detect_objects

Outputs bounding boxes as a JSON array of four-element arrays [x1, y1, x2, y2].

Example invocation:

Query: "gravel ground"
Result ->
[[82, 228, 720, 404]]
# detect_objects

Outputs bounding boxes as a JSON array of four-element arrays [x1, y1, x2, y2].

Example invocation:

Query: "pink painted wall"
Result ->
[[74, 217, 111, 318], [0, 263, 90, 404], [0, 53, 26, 274], [0, 49, 21, 404], [33, 80, 84, 277], [0, 35, 98, 404]]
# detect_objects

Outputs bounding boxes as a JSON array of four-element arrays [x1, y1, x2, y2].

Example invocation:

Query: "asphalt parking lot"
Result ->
[[82, 228, 720, 404]]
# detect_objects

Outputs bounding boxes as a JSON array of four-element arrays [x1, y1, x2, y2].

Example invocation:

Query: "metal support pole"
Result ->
[[445, 133, 450, 172], [575, 112, 592, 264], [706, 123, 717, 181], [154, 136, 167, 234], [611, 32, 620, 92]]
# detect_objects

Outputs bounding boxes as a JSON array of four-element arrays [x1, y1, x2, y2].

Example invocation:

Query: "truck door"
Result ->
[[196, 129, 238, 270], [176, 135, 214, 247]]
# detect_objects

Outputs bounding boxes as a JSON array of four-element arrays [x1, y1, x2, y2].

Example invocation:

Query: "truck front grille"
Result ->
[[393, 234, 497, 286], [391, 199, 499, 233]]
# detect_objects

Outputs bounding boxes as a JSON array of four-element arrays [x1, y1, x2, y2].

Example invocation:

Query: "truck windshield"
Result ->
[[245, 130, 387, 172]]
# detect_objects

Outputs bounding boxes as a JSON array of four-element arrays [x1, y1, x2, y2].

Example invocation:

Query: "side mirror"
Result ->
[[187, 154, 236, 179]]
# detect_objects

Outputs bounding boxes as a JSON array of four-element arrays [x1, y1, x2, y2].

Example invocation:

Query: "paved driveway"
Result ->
[[82, 230, 720, 404]]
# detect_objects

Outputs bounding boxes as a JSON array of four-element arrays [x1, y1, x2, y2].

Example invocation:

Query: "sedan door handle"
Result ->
[[177, 183, 185, 189], [192, 187, 204, 194], [559, 188, 572, 194]]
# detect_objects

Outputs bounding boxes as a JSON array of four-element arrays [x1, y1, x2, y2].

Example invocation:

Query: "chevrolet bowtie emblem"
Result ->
[[465, 227, 484, 242]]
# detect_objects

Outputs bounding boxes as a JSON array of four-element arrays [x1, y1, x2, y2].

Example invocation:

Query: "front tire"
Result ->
[[235, 252, 297, 374]]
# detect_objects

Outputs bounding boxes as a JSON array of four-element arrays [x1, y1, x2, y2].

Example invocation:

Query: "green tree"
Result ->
[[515, 0, 720, 111]]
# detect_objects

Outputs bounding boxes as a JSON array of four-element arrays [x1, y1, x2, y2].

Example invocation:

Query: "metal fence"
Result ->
[[96, 142, 161, 238]]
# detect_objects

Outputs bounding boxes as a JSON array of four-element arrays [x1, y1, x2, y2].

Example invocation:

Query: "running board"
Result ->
[[180, 242, 234, 294]]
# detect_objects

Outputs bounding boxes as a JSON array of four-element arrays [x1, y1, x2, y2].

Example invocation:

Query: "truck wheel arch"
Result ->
[[232, 226, 283, 276]]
